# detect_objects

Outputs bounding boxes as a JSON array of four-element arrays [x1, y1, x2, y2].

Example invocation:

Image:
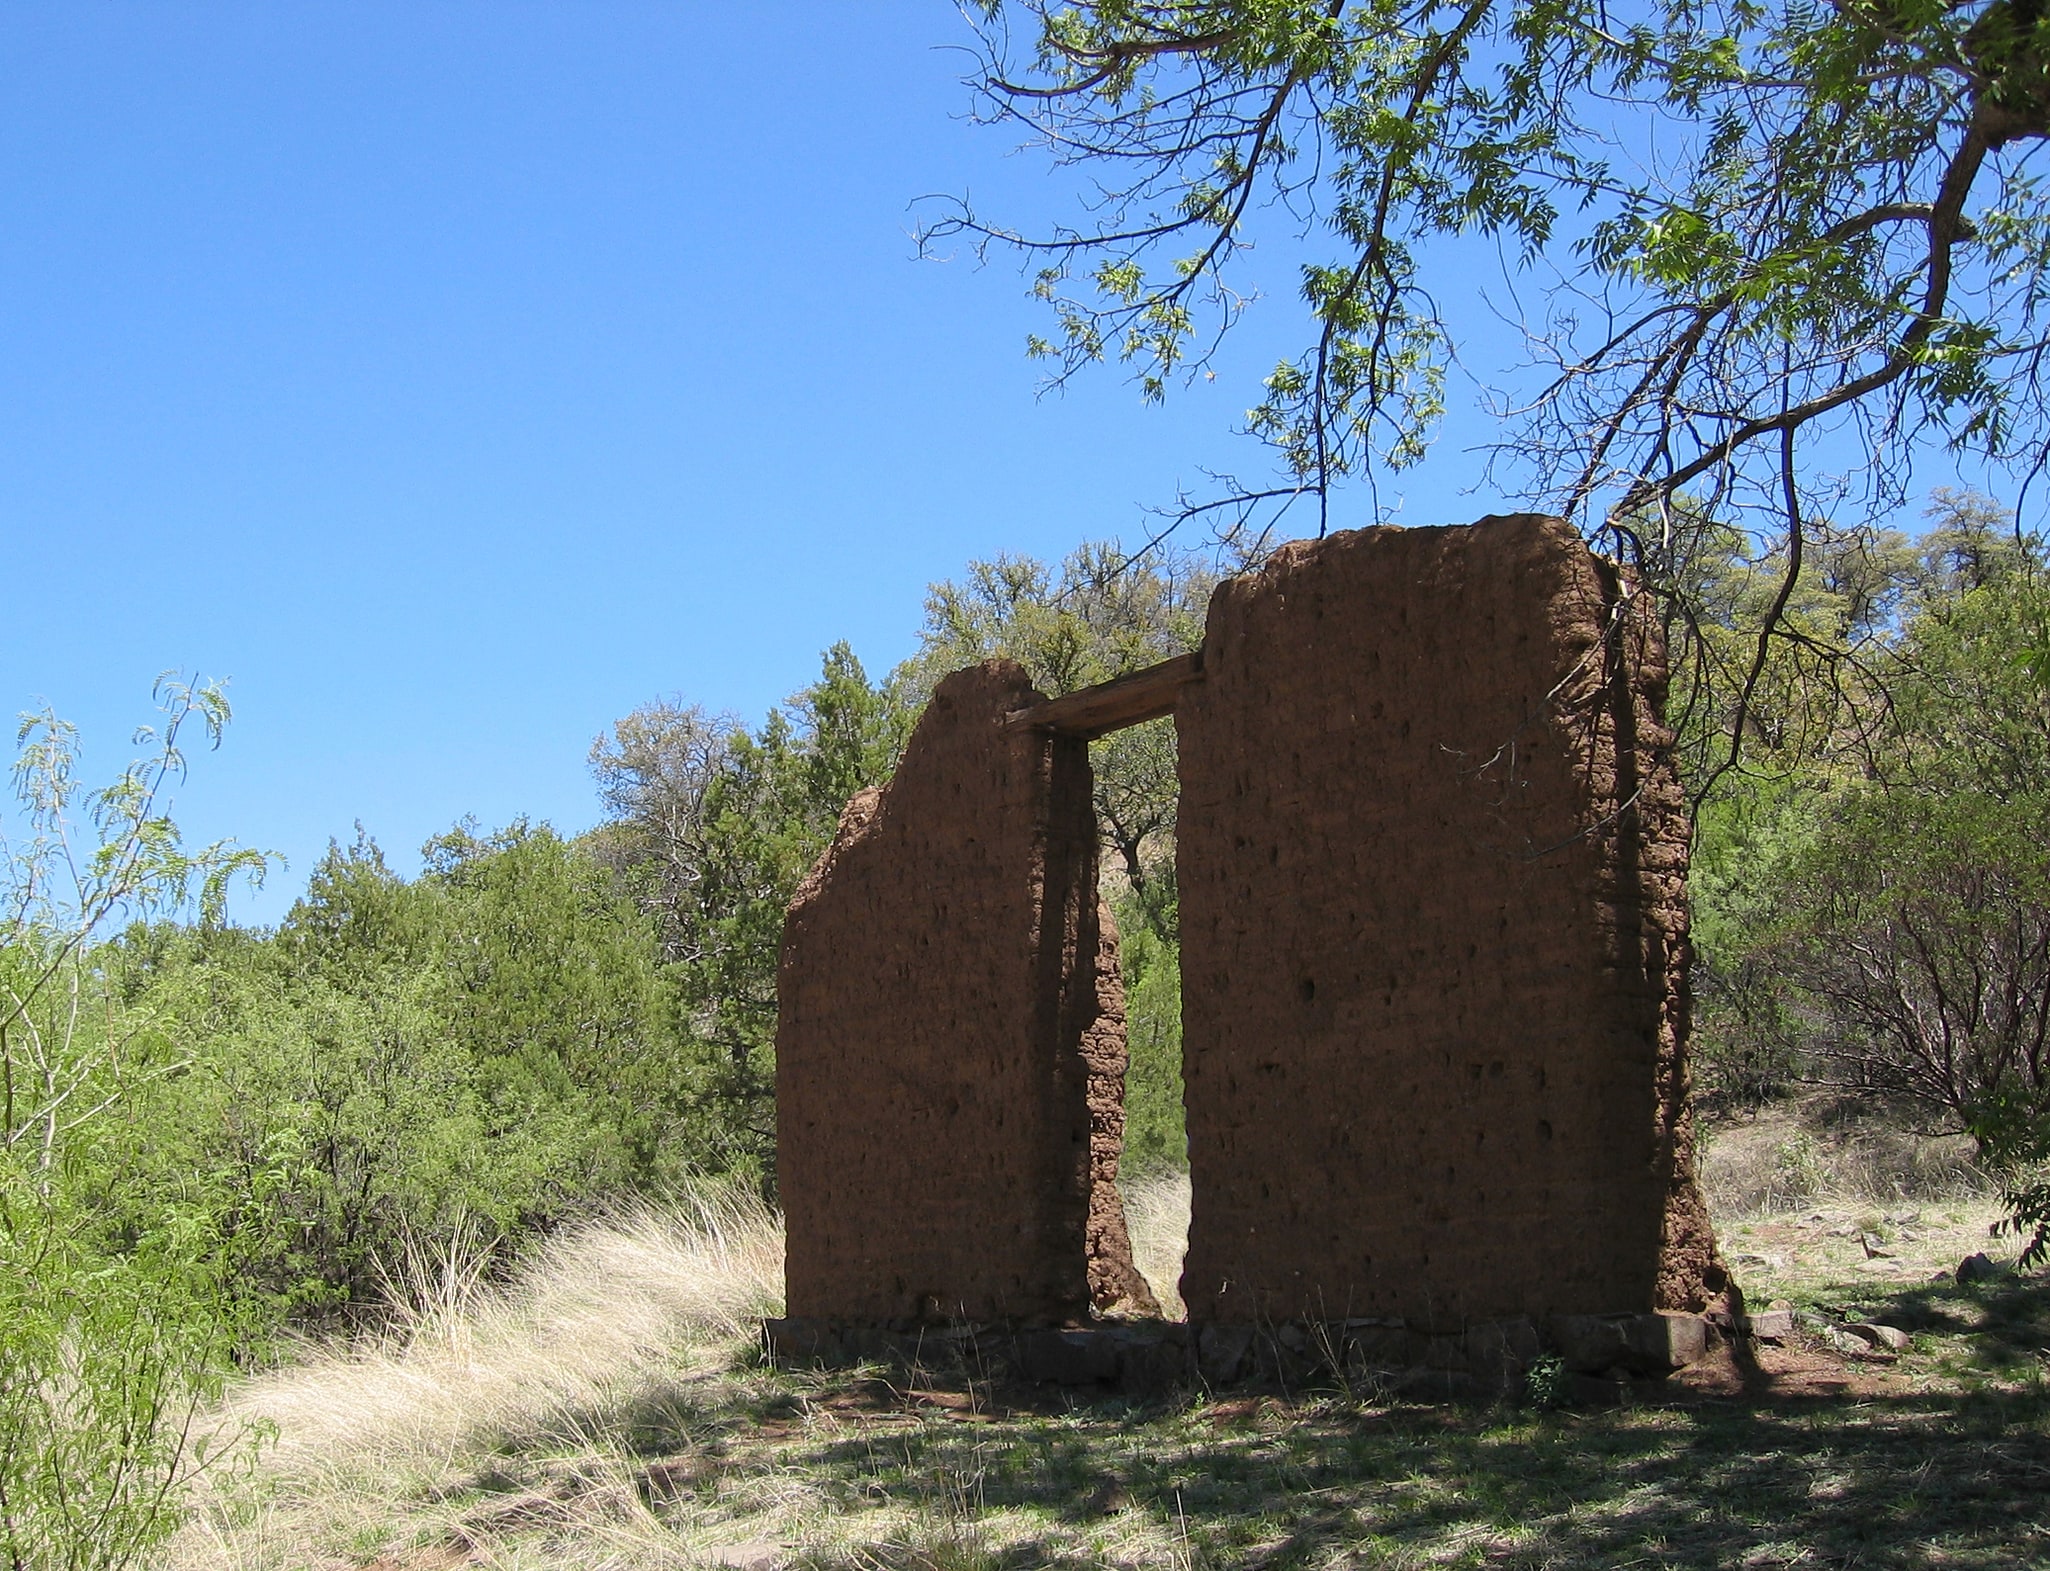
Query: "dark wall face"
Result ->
[[776, 660, 1151, 1324], [1174, 515, 1717, 1326]]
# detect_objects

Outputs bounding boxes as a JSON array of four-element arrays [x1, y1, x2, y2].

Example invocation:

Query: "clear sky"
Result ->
[[0, 2, 1993, 924]]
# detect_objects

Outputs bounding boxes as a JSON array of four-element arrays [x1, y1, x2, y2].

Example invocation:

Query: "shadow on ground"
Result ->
[[457, 1279, 2050, 1570], [759, 1382, 2049, 1569]]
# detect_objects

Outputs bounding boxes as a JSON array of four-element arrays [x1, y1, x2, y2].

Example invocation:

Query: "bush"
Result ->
[[105, 821, 701, 1323], [1115, 891, 1186, 1175], [0, 681, 267, 1568], [1757, 787, 2050, 1137]]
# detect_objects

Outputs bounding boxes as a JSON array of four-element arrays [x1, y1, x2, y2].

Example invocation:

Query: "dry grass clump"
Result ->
[[166, 1182, 784, 1569], [1119, 1169, 1191, 1320], [1698, 1107, 2022, 1303], [1699, 1107, 1992, 1216], [241, 1185, 781, 1473]]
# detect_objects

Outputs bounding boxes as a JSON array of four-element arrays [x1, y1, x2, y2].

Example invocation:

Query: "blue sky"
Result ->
[[0, 2, 1998, 923]]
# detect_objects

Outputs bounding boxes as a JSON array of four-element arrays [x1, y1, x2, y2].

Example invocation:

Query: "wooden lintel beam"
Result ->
[[1003, 651, 1204, 739]]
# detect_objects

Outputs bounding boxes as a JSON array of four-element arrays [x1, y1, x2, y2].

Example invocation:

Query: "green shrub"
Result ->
[[1, 681, 268, 1569], [1115, 892, 1186, 1175], [104, 820, 700, 1323]]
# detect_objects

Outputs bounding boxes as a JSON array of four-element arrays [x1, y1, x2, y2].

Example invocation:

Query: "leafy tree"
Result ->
[[276, 825, 437, 992], [1760, 787, 2050, 1135], [0, 680, 269, 1571], [938, 0, 2050, 763], [1692, 545, 2050, 1152], [1917, 485, 2034, 606], [422, 820, 684, 1194]]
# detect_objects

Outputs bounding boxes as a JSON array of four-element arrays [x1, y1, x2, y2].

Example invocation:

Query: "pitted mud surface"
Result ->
[[1174, 515, 1718, 1324]]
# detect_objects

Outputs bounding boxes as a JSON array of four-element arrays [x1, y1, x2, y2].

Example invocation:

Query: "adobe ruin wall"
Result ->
[[1174, 514, 1719, 1325], [775, 661, 1154, 1325], [773, 514, 1719, 1353]]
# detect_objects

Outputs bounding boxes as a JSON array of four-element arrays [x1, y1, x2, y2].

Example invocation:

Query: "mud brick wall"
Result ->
[[1175, 514, 1720, 1326], [777, 661, 1153, 1324]]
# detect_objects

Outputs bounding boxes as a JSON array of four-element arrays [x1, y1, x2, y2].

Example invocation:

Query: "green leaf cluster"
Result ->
[[1, 679, 271, 1570]]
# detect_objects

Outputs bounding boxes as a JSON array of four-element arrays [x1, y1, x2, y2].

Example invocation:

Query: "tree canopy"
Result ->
[[936, 1, 2050, 668]]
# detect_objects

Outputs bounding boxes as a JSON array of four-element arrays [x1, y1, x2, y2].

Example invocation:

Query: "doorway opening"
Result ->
[[1007, 655, 1198, 1319]]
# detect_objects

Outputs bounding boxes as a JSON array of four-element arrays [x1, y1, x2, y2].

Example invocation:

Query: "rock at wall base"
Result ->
[[1196, 1323, 1257, 1385], [1018, 1328, 1122, 1386], [1736, 1308, 1795, 1343], [765, 1310, 1705, 1400], [1546, 1311, 1713, 1374]]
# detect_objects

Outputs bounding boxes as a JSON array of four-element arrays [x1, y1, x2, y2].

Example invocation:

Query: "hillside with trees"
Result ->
[[6, 499, 2050, 1563]]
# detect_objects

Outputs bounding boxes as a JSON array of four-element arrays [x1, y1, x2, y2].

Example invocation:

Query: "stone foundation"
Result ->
[[764, 1308, 1723, 1400]]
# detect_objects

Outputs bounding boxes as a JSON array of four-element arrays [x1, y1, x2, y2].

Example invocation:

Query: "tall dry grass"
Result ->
[[165, 1183, 784, 1569], [1120, 1170, 1191, 1320], [169, 1173, 1200, 1566], [243, 1187, 780, 1471], [1697, 1109, 1992, 1216]]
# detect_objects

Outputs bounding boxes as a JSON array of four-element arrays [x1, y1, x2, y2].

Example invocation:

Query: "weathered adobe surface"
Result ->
[[1174, 514, 1722, 1326], [1079, 895, 1158, 1316], [776, 660, 1154, 1325]]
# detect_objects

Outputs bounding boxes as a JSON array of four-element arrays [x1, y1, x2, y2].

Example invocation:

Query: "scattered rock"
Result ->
[[1739, 1307, 1795, 1342], [1844, 1322, 1911, 1353], [1821, 1325, 1897, 1362], [707, 1542, 784, 1570], [1859, 1232, 1892, 1258], [1957, 1251, 2009, 1285], [1549, 1311, 1710, 1373]]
